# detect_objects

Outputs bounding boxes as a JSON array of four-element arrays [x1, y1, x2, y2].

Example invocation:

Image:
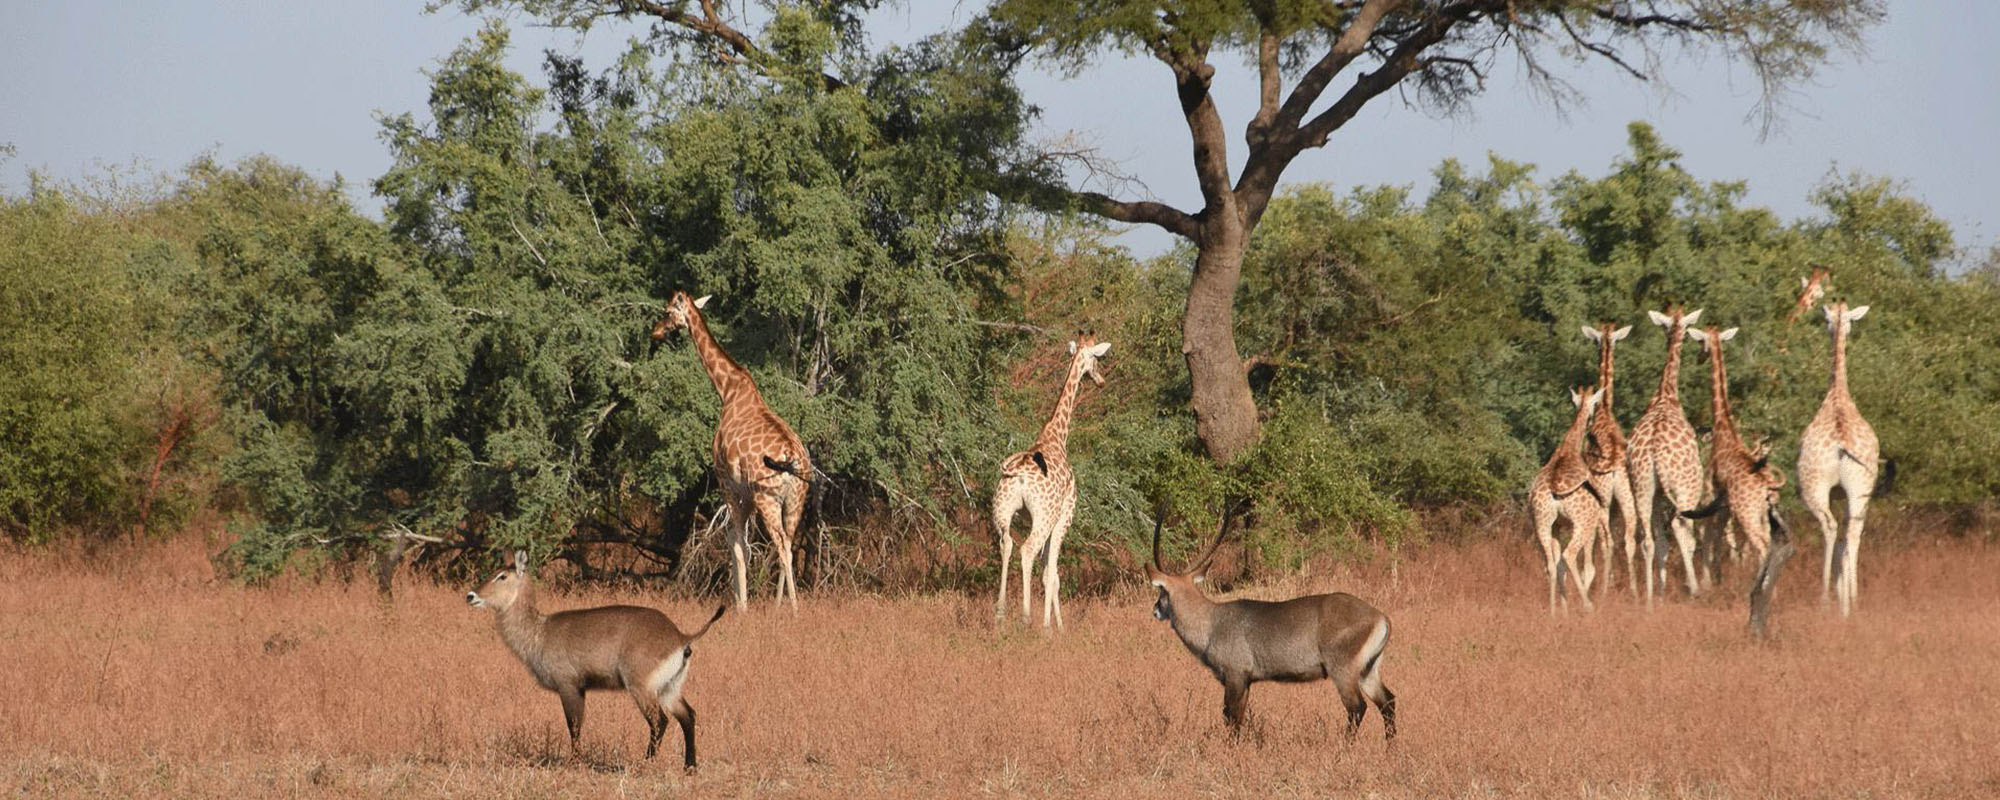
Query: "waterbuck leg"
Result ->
[[558, 688, 587, 758], [671, 697, 698, 772], [1334, 670, 1369, 739], [628, 685, 667, 758], [1220, 673, 1251, 732]]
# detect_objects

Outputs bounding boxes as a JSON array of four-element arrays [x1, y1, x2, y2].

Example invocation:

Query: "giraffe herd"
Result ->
[[647, 270, 1882, 633], [1531, 271, 1886, 628]]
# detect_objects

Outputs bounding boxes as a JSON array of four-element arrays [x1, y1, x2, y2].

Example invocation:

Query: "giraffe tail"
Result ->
[[762, 455, 801, 476], [1871, 458, 1897, 498], [1681, 491, 1728, 520]]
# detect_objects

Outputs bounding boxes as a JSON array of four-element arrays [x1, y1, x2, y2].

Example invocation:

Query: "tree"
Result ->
[[986, 0, 1882, 461]]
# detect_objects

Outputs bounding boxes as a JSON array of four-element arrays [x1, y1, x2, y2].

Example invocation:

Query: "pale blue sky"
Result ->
[[4, 2, 1993, 261]]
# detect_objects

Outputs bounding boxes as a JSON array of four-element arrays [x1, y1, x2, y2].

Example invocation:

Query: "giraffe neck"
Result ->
[[1035, 351, 1089, 450], [1826, 321, 1851, 400], [1649, 321, 1686, 409], [1707, 339, 1736, 439], [686, 306, 761, 409], [1594, 337, 1617, 422]]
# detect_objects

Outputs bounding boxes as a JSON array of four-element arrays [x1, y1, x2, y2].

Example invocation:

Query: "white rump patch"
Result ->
[[646, 648, 691, 704]]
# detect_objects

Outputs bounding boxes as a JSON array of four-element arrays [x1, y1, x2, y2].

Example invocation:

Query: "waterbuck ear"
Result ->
[[1581, 325, 1602, 342], [1682, 308, 1703, 326], [1846, 305, 1870, 322], [1612, 325, 1633, 341], [1719, 327, 1739, 341], [1067, 340, 1078, 355], [512, 550, 528, 574], [1647, 310, 1672, 326], [1088, 341, 1111, 358], [692, 294, 711, 309]]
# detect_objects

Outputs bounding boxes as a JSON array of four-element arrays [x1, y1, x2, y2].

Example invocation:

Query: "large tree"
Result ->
[[444, 1, 1881, 463]]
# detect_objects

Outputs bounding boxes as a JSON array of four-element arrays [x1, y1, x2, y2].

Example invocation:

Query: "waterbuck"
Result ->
[[1147, 516, 1396, 740], [467, 551, 726, 769]]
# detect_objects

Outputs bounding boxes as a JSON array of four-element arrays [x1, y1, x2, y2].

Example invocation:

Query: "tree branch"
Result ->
[[615, 0, 847, 90]]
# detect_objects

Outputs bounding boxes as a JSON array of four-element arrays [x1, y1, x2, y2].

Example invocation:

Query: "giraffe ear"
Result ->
[[1682, 308, 1702, 326], [1801, 275, 1811, 289], [1719, 327, 1739, 341], [1687, 328, 1709, 343], [1067, 340, 1078, 355], [1611, 325, 1632, 341], [1845, 305, 1869, 322], [1823, 304, 1839, 325], [1088, 341, 1111, 358], [692, 295, 711, 309], [1581, 325, 1602, 342], [1647, 310, 1672, 326]]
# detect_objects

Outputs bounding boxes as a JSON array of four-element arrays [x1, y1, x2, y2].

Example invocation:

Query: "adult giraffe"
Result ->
[[1624, 306, 1706, 605], [1580, 322, 1636, 598], [654, 292, 814, 610], [993, 336, 1110, 628], [1797, 296, 1882, 618]]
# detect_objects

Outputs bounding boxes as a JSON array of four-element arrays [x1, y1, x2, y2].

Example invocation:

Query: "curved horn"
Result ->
[[1189, 508, 1236, 576], [1150, 515, 1165, 571]]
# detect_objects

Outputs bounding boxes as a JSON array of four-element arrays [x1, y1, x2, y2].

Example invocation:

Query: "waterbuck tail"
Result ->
[[687, 604, 727, 643]]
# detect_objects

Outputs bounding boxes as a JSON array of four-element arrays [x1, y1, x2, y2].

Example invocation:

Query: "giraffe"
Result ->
[[1580, 322, 1637, 598], [993, 336, 1110, 628], [653, 291, 813, 610], [1682, 325, 1788, 576], [1787, 266, 1830, 325], [1528, 385, 1608, 613], [1797, 298, 1880, 618], [1624, 306, 1706, 605]]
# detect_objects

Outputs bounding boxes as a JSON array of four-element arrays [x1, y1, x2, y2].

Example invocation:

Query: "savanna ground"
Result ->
[[5, 520, 1999, 799]]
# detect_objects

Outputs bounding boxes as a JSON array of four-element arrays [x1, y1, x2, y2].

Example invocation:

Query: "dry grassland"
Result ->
[[4, 531, 1998, 798]]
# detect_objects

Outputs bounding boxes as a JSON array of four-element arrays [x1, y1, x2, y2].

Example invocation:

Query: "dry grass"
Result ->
[[4, 531, 1999, 799]]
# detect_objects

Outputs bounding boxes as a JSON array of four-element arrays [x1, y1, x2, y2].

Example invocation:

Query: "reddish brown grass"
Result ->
[[4, 531, 1998, 798]]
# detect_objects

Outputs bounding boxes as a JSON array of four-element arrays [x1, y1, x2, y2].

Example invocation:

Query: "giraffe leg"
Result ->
[[725, 494, 752, 609], [1560, 506, 1595, 612], [993, 483, 1020, 624], [781, 478, 807, 603], [1613, 472, 1638, 598], [1664, 482, 1702, 597], [1531, 494, 1562, 613], [1019, 509, 1049, 625], [1799, 477, 1838, 606], [1630, 462, 1660, 607], [1041, 494, 1076, 629], [754, 494, 793, 610], [1841, 477, 1870, 618]]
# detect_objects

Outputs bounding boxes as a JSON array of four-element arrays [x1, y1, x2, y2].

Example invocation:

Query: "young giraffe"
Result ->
[[1683, 325, 1787, 574], [1798, 298, 1880, 618], [993, 337, 1110, 628], [1580, 322, 1637, 598], [653, 292, 813, 610], [1624, 306, 1706, 605], [1528, 385, 1608, 613]]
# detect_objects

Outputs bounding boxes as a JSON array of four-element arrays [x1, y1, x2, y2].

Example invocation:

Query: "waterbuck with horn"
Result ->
[[1146, 514, 1397, 740], [467, 551, 726, 769]]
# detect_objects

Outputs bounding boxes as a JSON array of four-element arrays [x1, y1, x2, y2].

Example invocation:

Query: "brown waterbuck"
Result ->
[[1146, 515, 1397, 740], [467, 551, 726, 769]]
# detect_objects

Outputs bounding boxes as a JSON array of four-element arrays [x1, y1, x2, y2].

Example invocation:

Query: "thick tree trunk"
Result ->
[[1184, 218, 1260, 462]]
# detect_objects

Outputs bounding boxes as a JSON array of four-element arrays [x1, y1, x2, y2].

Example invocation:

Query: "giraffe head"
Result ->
[[1821, 300, 1870, 338], [1068, 335, 1112, 385], [1580, 322, 1633, 345], [651, 291, 712, 341], [1645, 305, 1703, 337], [1686, 324, 1737, 354], [1789, 266, 1831, 323], [1568, 384, 1605, 417]]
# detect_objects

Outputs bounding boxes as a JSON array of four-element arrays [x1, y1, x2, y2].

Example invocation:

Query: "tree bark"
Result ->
[[1184, 216, 1259, 462]]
